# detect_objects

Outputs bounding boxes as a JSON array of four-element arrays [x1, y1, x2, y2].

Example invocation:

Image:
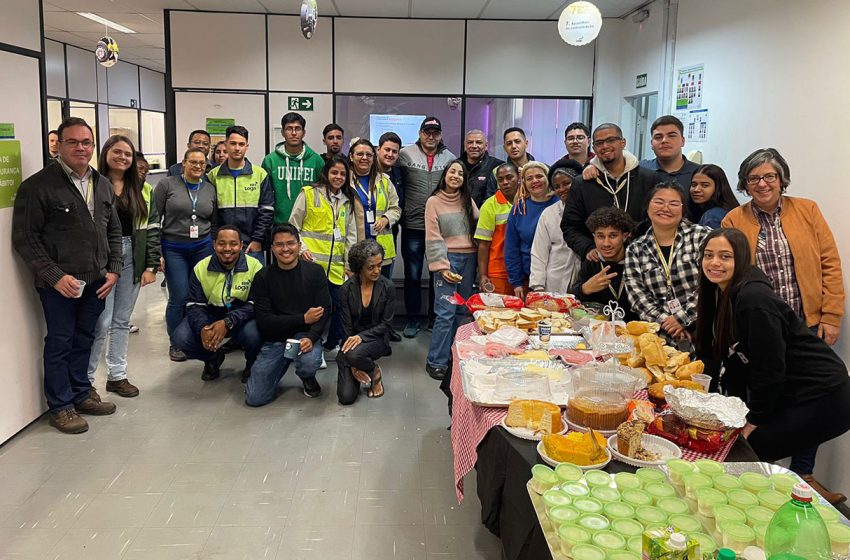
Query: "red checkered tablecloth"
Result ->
[[449, 324, 738, 503]]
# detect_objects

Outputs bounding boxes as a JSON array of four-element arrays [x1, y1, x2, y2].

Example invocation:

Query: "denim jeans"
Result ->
[[37, 279, 106, 412], [426, 252, 477, 369], [401, 227, 434, 322], [172, 317, 262, 368], [245, 334, 324, 407], [87, 237, 141, 383], [325, 281, 343, 350], [162, 238, 213, 338]]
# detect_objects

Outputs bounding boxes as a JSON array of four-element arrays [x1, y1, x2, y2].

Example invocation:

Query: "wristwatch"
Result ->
[[223, 316, 234, 331]]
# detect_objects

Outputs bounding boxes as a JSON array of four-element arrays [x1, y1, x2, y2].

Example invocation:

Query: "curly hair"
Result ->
[[348, 239, 385, 273], [585, 206, 637, 235]]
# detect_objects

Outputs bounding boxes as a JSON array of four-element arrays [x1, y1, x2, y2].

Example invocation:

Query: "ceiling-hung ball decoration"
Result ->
[[95, 36, 120, 67], [557, 1, 603, 47], [301, 0, 318, 39]]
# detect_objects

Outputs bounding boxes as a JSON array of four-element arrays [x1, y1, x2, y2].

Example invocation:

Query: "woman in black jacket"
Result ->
[[337, 239, 396, 404], [696, 228, 850, 486]]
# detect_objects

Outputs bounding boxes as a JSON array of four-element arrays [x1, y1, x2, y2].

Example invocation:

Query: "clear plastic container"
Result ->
[[757, 489, 789, 511], [530, 464, 558, 494], [670, 514, 703, 534], [603, 501, 636, 521], [555, 463, 584, 484], [814, 504, 840, 525], [645, 482, 677, 504], [614, 471, 642, 490], [591, 530, 626, 552], [635, 467, 667, 486], [635, 505, 667, 527], [621, 488, 653, 509], [666, 459, 695, 485], [827, 523, 850, 556], [769, 473, 798, 495], [714, 473, 743, 494], [683, 472, 714, 498], [611, 518, 644, 539], [696, 487, 728, 517], [764, 483, 832, 560], [578, 513, 610, 532], [658, 497, 690, 517], [558, 523, 592, 556], [549, 505, 581, 526], [691, 532, 718, 557], [719, 521, 757, 553], [568, 365, 640, 431], [590, 485, 621, 504], [570, 543, 608, 560], [573, 496, 604, 515], [739, 472, 771, 495], [714, 504, 748, 525], [607, 552, 640, 560], [728, 488, 759, 510], [562, 481, 591, 499], [542, 489, 571, 510], [752, 523, 768, 547], [694, 459, 724, 477], [745, 505, 774, 528], [627, 535, 642, 554], [585, 469, 613, 488]]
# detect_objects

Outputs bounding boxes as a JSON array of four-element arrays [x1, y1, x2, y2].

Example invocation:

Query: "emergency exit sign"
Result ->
[[288, 96, 314, 111], [636, 73, 648, 88]]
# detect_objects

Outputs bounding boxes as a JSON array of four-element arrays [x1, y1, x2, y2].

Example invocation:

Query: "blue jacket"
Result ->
[[185, 252, 261, 334], [208, 159, 275, 246], [504, 196, 558, 288]]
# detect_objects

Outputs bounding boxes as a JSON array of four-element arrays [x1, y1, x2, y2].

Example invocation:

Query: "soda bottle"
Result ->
[[763, 482, 831, 560]]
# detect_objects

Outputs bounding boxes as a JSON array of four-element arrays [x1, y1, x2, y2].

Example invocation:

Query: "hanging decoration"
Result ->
[[557, 1, 603, 47], [301, 0, 318, 39], [95, 36, 119, 67]]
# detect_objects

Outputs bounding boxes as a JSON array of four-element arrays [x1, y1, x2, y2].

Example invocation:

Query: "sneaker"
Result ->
[[129, 324, 140, 334], [169, 346, 187, 362], [49, 409, 89, 434], [201, 353, 224, 381], [106, 379, 139, 398], [75, 397, 117, 416], [319, 353, 327, 370], [241, 366, 251, 384], [302, 377, 322, 398], [403, 320, 420, 338], [425, 364, 447, 381], [389, 328, 402, 342], [323, 345, 340, 359]]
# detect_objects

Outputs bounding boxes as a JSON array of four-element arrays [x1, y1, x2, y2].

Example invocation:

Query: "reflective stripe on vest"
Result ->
[[301, 186, 347, 285], [372, 177, 396, 260], [194, 256, 263, 307]]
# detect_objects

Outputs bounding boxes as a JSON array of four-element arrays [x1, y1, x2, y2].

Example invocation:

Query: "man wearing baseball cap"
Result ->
[[397, 116, 456, 338]]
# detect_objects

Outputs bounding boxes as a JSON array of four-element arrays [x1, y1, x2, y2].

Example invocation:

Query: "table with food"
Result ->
[[448, 292, 850, 560]]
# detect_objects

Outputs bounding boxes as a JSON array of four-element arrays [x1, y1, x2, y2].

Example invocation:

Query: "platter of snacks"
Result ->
[[607, 420, 683, 467], [502, 399, 568, 440], [537, 431, 612, 470], [475, 307, 577, 335]]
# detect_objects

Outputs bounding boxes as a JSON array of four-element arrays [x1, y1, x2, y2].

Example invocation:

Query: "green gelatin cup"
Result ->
[[611, 518, 644, 539], [590, 486, 621, 504], [696, 487, 728, 517], [614, 472, 642, 490], [757, 489, 788, 511], [531, 464, 558, 493], [571, 543, 608, 560], [683, 472, 714, 498], [669, 514, 703, 534], [558, 523, 592, 555], [622, 488, 653, 508], [578, 513, 610, 532], [815, 504, 841, 524], [752, 522, 768, 547], [555, 463, 584, 484], [719, 521, 756, 552], [695, 459, 724, 477], [627, 536, 642, 554], [604, 501, 636, 521], [584, 469, 613, 488], [827, 523, 850, 556], [635, 467, 666, 485], [769, 473, 798, 495], [739, 472, 770, 494], [713, 504, 747, 525], [549, 505, 581, 526], [573, 497, 604, 515], [666, 459, 696, 485], [691, 532, 718, 556], [608, 552, 641, 560], [562, 482, 591, 498], [592, 530, 626, 552], [542, 489, 571, 510], [635, 505, 668, 527], [727, 489, 759, 510], [658, 497, 690, 517], [745, 505, 774, 527], [645, 482, 677, 503], [713, 473, 743, 493]]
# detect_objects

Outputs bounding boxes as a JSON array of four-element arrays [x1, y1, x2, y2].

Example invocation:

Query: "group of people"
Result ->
[[16, 111, 850, 499]]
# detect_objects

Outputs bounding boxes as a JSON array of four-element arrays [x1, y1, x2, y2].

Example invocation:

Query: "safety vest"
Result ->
[[137, 182, 153, 230], [358, 176, 396, 260], [208, 160, 267, 209], [193, 253, 263, 308], [300, 185, 348, 285]]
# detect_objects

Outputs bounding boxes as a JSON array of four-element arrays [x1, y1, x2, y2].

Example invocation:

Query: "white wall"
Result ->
[[140, 67, 166, 112], [45, 40, 66, 98], [0, 1, 47, 443], [66, 45, 99, 103], [106, 60, 140, 107], [267, 15, 333, 93], [268, 93, 333, 155], [175, 92, 267, 164]]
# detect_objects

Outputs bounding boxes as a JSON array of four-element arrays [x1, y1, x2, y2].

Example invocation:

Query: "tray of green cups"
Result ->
[[592, 530, 627, 553], [827, 522, 850, 556], [621, 488, 653, 508], [645, 482, 677, 503], [745, 505, 774, 527], [691, 532, 718, 557], [694, 459, 724, 477], [769, 472, 798, 495], [713, 473, 743, 494], [658, 496, 690, 517], [570, 543, 607, 560], [557, 523, 591, 556], [727, 488, 759, 510], [584, 469, 612, 488], [718, 521, 756, 553], [549, 505, 581, 526], [696, 487, 727, 517], [669, 513, 703, 535], [555, 463, 583, 485], [573, 496, 604, 516], [542, 489, 572, 511], [757, 489, 788, 511], [589, 485, 620, 504], [603, 501, 636, 521], [611, 518, 644, 540], [577, 513, 610, 532], [738, 472, 771, 494], [635, 467, 666, 486], [613, 471, 641, 490], [530, 464, 559, 494], [634, 505, 667, 527]]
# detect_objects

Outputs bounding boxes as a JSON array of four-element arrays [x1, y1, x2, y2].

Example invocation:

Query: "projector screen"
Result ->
[[369, 114, 425, 147]]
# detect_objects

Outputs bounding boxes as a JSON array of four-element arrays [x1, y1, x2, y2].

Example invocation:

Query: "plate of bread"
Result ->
[[607, 419, 681, 467], [476, 307, 575, 335], [536, 430, 612, 470], [502, 399, 568, 440]]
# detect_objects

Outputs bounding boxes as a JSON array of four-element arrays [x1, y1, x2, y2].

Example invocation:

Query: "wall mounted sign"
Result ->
[[636, 73, 648, 89], [288, 97, 314, 111], [676, 63, 704, 110], [0, 123, 14, 139], [0, 140, 23, 209], [205, 118, 235, 135], [558, 1, 603, 46]]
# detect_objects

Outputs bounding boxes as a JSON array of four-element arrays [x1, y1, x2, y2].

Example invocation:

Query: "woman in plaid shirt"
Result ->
[[624, 182, 709, 341]]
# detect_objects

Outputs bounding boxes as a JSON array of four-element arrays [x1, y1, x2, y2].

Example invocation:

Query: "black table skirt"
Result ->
[[475, 427, 760, 560]]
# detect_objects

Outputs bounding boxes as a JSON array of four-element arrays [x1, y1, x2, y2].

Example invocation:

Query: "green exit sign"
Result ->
[[288, 96, 314, 111], [636, 73, 648, 88]]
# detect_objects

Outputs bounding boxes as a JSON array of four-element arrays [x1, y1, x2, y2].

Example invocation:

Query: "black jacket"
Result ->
[[12, 160, 122, 288], [711, 267, 849, 425], [340, 275, 395, 343], [570, 259, 637, 321], [461, 151, 504, 209]]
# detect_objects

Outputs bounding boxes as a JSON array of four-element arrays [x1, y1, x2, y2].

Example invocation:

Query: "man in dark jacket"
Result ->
[[167, 129, 212, 177], [12, 117, 122, 434], [485, 127, 535, 199], [460, 129, 504, 208], [550, 122, 594, 176], [561, 123, 662, 261]]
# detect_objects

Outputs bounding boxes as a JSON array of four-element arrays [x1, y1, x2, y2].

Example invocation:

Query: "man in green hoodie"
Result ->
[[261, 112, 325, 224]]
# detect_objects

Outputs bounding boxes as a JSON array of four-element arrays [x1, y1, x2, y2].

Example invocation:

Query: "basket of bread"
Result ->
[[476, 307, 574, 335]]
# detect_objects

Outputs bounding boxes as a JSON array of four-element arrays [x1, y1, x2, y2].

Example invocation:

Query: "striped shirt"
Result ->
[[424, 190, 479, 272], [753, 200, 803, 317]]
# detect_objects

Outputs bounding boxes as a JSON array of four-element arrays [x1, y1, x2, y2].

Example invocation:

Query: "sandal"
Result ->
[[351, 367, 371, 385], [368, 365, 384, 398]]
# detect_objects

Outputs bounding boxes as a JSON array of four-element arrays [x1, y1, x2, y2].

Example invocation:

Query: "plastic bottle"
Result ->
[[763, 482, 831, 560]]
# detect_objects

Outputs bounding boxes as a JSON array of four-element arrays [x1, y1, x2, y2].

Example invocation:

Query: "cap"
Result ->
[[717, 549, 737, 560], [791, 482, 813, 502], [668, 533, 687, 550], [420, 116, 442, 132]]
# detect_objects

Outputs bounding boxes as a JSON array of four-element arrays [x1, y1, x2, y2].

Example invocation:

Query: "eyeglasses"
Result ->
[[284, 127, 303, 134], [591, 136, 624, 148], [272, 240, 300, 249], [566, 135, 587, 143], [353, 152, 374, 159], [63, 139, 94, 148], [649, 198, 683, 209], [745, 172, 779, 185], [421, 130, 441, 137], [185, 161, 207, 168]]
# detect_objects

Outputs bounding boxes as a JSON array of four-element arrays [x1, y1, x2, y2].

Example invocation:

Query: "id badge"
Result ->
[[366, 210, 375, 222], [666, 298, 682, 314], [333, 227, 343, 241], [189, 225, 199, 239]]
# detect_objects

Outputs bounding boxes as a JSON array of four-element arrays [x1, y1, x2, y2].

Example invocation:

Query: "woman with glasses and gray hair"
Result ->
[[721, 148, 845, 491], [337, 239, 396, 404]]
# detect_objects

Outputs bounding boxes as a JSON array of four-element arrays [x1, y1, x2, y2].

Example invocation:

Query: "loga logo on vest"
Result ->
[[234, 280, 252, 292], [244, 182, 259, 191]]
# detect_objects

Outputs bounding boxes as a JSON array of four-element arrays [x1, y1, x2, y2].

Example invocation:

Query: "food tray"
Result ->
[[528, 334, 587, 349], [460, 359, 571, 407], [607, 433, 682, 467], [500, 417, 568, 441], [537, 440, 611, 470]]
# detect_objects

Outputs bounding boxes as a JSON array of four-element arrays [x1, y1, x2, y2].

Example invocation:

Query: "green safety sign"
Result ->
[[288, 96, 314, 111], [206, 118, 235, 135], [0, 140, 22, 209]]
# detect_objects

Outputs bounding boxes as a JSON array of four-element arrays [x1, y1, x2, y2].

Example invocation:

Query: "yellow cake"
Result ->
[[505, 399, 563, 435], [542, 431, 608, 465]]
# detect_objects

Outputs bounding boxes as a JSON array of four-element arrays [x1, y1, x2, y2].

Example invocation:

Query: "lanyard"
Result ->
[[222, 270, 234, 310], [182, 177, 201, 221], [653, 234, 679, 290], [355, 178, 375, 213], [606, 263, 626, 300]]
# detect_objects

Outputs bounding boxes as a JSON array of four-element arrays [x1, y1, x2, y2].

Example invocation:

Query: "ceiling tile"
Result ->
[[480, 0, 567, 20], [333, 0, 409, 18], [257, 0, 338, 15], [411, 0, 488, 19], [182, 0, 266, 12]]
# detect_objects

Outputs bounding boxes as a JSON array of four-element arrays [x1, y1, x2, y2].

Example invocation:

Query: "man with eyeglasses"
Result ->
[[639, 115, 698, 193], [167, 129, 212, 177], [261, 112, 325, 225], [485, 127, 535, 199], [460, 129, 503, 208], [561, 123, 661, 263], [13, 117, 123, 434], [551, 122, 594, 175], [397, 116, 456, 338]]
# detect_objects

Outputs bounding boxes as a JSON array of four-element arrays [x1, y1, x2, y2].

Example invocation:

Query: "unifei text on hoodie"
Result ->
[[261, 141, 325, 224]]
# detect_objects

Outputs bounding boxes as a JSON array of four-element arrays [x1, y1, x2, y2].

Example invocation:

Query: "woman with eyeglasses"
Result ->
[[86, 136, 160, 397], [687, 163, 739, 228], [348, 138, 401, 278], [623, 182, 709, 342], [154, 147, 218, 362]]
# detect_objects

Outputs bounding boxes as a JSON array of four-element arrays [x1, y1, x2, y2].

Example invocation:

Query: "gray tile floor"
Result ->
[[0, 283, 503, 560]]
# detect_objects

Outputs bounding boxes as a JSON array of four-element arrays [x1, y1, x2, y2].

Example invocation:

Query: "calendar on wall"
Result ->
[[675, 108, 709, 144], [676, 63, 704, 111]]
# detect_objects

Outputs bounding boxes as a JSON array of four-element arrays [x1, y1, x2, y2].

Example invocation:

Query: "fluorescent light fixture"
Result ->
[[75, 12, 136, 34]]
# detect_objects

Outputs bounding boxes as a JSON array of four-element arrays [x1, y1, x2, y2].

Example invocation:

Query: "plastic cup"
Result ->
[[635, 505, 667, 527], [713, 473, 743, 494], [697, 487, 728, 517], [555, 463, 583, 484], [745, 505, 774, 527], [73, 279, 86, 298], [728, 489, 759, 510], [684, 473, 714, 498], [658, 497, 690, 517], [549, 505, 581, 526], [691, 373, 712, 392], [570, 543, 607, 560], [621, 488, 653, 509], [590, 486, 621, 504], [670, 514, 703, 534], [611, 518, 644, 539], [578, 513, 610, 532], [627, 536, 642, 554], [585, 469, 613, 488], [592, 530, 626, 552], [635, 467, 666, 486], [695, 459, 724, 477], [757, 489, 788, 511], [815, 504, 841, 524], [698, 511, 717, 534], [645, 482, 677, 504], [719, 521, 756, 553], [562, 481, 590, 499], [739, 472, 770, 495], [769, 473, 797, 495], [530, 464, 558, 494], [573, 497, 604, 515], [714, 504, 747, 526], [751, 522, 768, 548], [608, 552, 640, 560], [604, 501, 636, 521], [666, 458, 696, 485], [827, 522, 850, 556], [543, 489, 571, 510], [614, 472, 642, 490], [558, 524, 592, 556]]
